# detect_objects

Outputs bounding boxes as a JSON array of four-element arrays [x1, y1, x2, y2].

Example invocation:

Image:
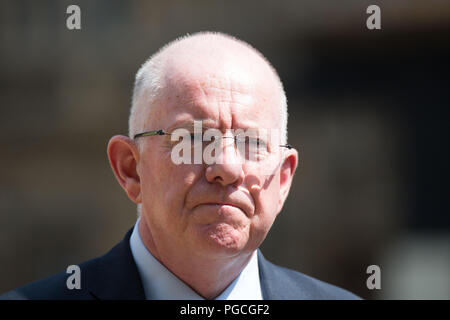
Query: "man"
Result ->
[[1, 32, 359, 300]]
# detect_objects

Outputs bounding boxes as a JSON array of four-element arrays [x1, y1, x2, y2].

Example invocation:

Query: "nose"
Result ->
[[205, 136, 244, 187]]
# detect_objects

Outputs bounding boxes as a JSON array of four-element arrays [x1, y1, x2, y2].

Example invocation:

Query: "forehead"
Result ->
[[148, 63, 281, 132]]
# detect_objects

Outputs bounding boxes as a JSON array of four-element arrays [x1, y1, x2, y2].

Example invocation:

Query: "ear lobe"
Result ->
[[107, 135, 142, 204], [277, 149, 298, 213]]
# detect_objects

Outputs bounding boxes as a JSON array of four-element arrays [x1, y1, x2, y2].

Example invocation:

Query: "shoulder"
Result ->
[[257, 251, 361, 300], [0, 228, 144, 300], [0, 255, 104, 300]]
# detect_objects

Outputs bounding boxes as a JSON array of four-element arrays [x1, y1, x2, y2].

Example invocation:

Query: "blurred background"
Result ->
[[0, 0, 449, 299]]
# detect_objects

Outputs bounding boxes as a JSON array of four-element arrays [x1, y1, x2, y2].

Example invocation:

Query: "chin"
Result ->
[[196, 222, 250, 256]]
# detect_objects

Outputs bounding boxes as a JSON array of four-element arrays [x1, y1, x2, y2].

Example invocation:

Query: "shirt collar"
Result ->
[[129, 218, 262, 300]]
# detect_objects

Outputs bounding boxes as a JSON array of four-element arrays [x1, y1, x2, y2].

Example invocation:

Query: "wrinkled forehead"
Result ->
[[147, 54, 282, 132]]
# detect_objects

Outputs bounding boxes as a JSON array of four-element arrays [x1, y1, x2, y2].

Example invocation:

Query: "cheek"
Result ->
[[162, 167, 198, 209], [141, 157, 201, 213], [256, 181, 280, 221], [248, 170, 281, 240], [246, 162, 281, 215]]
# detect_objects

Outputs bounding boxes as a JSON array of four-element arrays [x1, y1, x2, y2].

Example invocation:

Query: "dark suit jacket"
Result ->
[[0, 228, 360, 300]]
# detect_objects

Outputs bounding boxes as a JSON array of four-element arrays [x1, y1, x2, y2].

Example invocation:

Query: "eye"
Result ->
[[235, 136, 268, 157], [247, 137, 266, 149], [191, 132, 205, 142], [248, 137, 259, 147], [168, 132, 193, 146]]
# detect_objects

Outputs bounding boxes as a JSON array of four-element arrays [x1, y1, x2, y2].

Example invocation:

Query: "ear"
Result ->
[[277, 148, 298, 213], [107, 135, 142, 204]]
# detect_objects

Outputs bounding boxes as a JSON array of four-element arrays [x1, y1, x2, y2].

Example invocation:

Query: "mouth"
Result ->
[[193, 202, 250, 217], [201, 202, 237, 207], [195, 203, 240, 210]]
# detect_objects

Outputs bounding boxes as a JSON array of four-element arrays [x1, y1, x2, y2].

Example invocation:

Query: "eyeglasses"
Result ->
[[134, 129, 293, 150]]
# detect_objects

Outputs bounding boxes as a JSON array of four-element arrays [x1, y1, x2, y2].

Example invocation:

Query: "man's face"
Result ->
[[136, 61, 295, 260]]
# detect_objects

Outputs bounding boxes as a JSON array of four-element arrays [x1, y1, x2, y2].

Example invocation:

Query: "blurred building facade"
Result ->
[[1, 0, 449, 299]]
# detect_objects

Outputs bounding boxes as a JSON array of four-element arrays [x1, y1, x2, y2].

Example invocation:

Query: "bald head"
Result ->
[[129, 31, 288, 144]]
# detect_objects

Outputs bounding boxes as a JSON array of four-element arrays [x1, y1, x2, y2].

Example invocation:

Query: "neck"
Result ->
[[138, 217, 253, 299]]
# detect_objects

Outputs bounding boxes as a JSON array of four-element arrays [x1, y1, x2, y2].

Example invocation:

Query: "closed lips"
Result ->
[[195, 203, 240, 210], [193, 201, 253, 217]]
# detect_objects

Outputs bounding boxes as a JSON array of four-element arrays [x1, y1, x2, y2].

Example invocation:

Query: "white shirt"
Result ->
[[129, 219, 263, 300]]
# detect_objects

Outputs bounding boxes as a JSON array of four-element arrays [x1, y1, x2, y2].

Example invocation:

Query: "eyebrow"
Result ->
[[166, 119, 220, 133], [166, 119, 269, 133]]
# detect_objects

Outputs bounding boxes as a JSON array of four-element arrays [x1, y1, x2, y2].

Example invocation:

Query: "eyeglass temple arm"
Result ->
[[280, 143, 293, 149], [134, 129, 168, 139]]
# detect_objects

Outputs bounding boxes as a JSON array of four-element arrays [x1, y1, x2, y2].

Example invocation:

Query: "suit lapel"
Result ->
[[84, 228, 146, 300], [257, 250, 278, 299], [257, 249, 309, 299]]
